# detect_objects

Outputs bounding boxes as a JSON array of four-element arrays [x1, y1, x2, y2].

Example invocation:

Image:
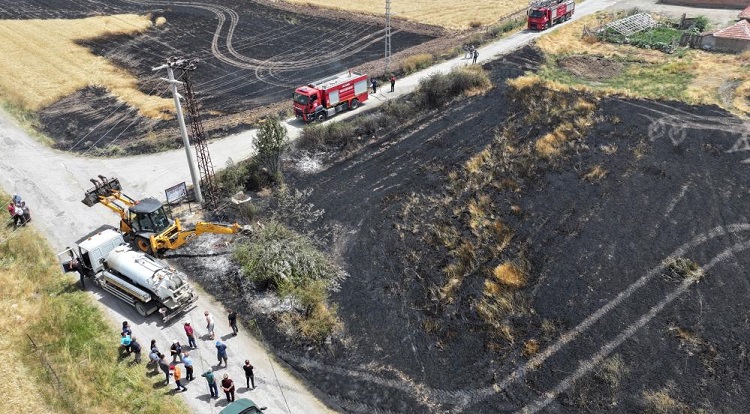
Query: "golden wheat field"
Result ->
[[283, 0, 529, 29], [0, 14, 172, 118]]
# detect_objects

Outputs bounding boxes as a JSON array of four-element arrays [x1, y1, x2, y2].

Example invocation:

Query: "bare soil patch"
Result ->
[[558, 54, 625, 81]]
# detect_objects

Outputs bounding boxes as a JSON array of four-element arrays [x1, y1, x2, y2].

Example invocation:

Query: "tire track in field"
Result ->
[[280, 223, 750, 412]]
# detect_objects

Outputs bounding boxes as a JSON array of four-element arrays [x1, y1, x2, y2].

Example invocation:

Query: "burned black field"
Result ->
[[172, 46, 750, 412], [3, 0, 433, 154], [220, 47, 748, 412]]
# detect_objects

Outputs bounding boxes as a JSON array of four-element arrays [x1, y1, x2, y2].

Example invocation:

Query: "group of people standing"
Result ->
[[130, 308, 256, 403], [6, 193, 30, 228]]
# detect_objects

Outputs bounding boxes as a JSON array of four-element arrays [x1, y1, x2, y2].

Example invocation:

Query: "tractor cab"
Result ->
[[128, 198, 172, 234]]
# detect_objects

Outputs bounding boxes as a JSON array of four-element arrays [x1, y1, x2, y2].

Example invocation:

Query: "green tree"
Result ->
[[254, 116, 287, 177]]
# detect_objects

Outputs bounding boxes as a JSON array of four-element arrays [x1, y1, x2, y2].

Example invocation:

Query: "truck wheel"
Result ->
[[135, 301, 150, 317], [349, 99, 360, 110], [135, 236, 152, 254], [315, 112, 326, 122]]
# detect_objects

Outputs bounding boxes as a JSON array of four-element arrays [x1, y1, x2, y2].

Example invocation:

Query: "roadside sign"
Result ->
[[165, 182, 188, 205]]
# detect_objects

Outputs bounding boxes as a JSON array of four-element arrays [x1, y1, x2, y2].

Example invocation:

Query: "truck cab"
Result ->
[[59, 226, 125, 276], [293, 72, 369, 122]]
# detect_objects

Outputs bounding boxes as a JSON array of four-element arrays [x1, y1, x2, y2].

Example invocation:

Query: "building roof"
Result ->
[[739, 4, 750, 20], [712, 19, 750, 40]]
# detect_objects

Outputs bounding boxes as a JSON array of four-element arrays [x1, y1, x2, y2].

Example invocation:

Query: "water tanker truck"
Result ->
[[61, 226, 198, 322], [293, 71, 369, 122], [527, 0, 575, 30]]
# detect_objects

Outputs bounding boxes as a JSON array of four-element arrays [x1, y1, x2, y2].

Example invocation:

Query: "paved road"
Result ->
[[0, 0, 617, 412]]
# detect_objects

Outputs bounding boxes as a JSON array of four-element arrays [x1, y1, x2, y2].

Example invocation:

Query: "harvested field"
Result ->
[[281, 0, 529, 29], [0, 0, 434, 154], [174, 46, 750, 412]]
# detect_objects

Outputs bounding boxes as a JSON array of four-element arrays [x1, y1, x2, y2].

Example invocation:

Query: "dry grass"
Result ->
[[0, 15, 172, 119], [583, 165, 607, 182], [0, 192, 184, 413], [400, 53, 434, 74], [534, 13, 750, 116], [643, 387, 689, 414], [282, 0, 528, 29], [492, 262, 526, 288]]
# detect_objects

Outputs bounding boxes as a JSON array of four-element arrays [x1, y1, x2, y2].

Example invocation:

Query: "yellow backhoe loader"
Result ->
[[82, 175, 249, 254]]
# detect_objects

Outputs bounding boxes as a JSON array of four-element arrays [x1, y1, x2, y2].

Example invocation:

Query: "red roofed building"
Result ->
[[739, 4, 750, 21], [701, 19, 750, 52]]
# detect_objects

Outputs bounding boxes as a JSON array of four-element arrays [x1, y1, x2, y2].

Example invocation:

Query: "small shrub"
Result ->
[[468, 20, 483, 29], [522, 339, 540, 357], [296, 121, 357, 151], [400, 53, 434, 74], [414, 66, 491, 109], [666, 257, 704, 280], [215, 159, 250, 197], [693, 16, 708, 32]]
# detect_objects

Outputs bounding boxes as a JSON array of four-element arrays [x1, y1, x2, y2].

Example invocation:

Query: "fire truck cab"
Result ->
[[293, 72, 369, 122]]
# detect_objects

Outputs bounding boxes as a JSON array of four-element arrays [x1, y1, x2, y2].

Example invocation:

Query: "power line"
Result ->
[[385, 0, 392, 75]]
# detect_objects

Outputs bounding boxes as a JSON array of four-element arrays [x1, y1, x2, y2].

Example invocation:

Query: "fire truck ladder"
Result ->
[[529, 0, 565, 8]]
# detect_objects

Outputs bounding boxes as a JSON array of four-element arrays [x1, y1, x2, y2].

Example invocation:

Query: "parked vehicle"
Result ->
[[527, 0, 575, 30], [60, 226, 198, 322], [293, 72, 369, 122], [82, 175, 250, 255], [219, 398, 267, 414]]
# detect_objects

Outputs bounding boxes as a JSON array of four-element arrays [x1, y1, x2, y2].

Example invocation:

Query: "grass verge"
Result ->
[[0, 193, 184, 414]]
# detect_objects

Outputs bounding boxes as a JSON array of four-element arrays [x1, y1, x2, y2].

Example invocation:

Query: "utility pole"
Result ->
[[153, 58, 203, 204], [385, 0, 392, 75]]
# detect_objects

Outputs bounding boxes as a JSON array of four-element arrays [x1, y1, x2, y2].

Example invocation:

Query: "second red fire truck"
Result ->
[[527, 0, 575, 30], [293, 72, 369, 122]]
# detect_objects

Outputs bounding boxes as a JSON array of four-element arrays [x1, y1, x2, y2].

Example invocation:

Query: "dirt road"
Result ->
[[0, 0, 617, 412]]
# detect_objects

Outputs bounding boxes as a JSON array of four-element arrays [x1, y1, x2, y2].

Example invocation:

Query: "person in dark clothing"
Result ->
[[158, 353, 170, 385], [122, 321, 132, 336], [170, 340, 182, 362], [148, 341, 160, 373], [216, 340, 228, 367], [130, 337, 142, 363], [221, 373, 235, 402], [243, 360, 255, 389], [371, 78, 377, 94], [64, 250, 85, 289], [473, 49, 479, 64], [184, 322, 197, 348], [227, 309, 238, 336], [390, 74, 396, 92], [202, 370, 219, 398]]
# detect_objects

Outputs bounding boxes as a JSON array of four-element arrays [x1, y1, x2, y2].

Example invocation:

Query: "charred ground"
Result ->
[[174, 46, 750, 413], [4, 0, 434, 154]]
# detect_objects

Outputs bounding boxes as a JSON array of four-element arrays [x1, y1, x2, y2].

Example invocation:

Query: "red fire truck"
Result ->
[[293, 72, 369, 122], [527, 0, 575, 30]]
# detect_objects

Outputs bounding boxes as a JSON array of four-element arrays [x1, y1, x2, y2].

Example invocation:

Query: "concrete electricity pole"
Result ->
[[385, 0, 392, 75], [153, 59, 203, 204]]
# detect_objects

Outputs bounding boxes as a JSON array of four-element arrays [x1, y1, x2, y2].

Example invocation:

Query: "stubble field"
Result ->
[[0, 0, 434, 155]]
